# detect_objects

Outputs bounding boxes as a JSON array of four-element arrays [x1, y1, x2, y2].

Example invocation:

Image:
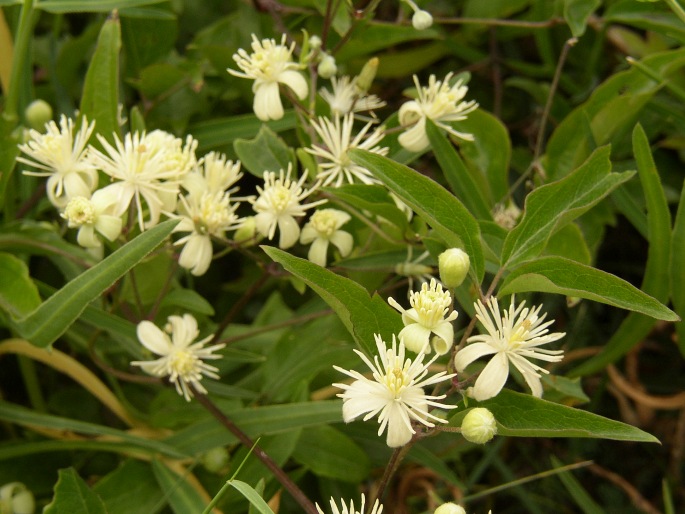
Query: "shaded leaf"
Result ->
[[0, 253, 40, 318], [564, 0, 601, 37], [228, 481, 275, 514], [151, 459, 207, 514], [233, 124, 295, 177], [44, 468, 107, 514]]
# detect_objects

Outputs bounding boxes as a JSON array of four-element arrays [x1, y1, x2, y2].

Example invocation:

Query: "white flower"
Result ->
[[320, 75, 386, 116], [182, 152, 243, 197], [131, 314, 225, 401], [388, 278, 458, 355], [300, 208, 353, 266], [89, 131, 188, 231], [306, 114, 387, 187], [454, 296, 565, 401], [172, 191, 242, 276], [228, 34, 308, 121], [334, 334, 455, 448], [61, 189, 123, 248], [412, 10, 433, 30], [398, 73, 478, 153], [316, 494, 383, 514], [250, 165, 325, 249], [17, 115, 97, 208]]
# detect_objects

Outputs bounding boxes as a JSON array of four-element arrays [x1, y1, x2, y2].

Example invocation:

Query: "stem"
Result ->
[[18, 355, 46, 412], [665, 0, 685, 25], [434, 16, 565, 28], [367, 443, 413, 514], [218, 309, 331, 346], [4, 0, 37, 123], [194, 392, 319, 514]]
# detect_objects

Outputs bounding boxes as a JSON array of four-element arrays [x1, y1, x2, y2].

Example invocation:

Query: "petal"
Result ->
[[509, 353, 544, 397], [277, 215, 301, 249], [136, 321, 172, 356], [384, 402, 414, 448], [472, 352, 509, 401], [341, 380, 390, 422], [94, 215, 123, 242], [254, 81, 283, 121], [299, 225, 317, 244], [179, 234, 213, 276], [308, 237, 329, 267], [398, 323, 432, 353], [398, 118, 429, 152], [431, 320, 454, 351], [329, 231, 353, 257], [76, 226, 100, 248], [454, 342, 498, 372], [278, 69, 308, 100]]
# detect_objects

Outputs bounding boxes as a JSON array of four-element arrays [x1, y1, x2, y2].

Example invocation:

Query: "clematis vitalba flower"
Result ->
[[131, 314, 225, 401], [388, 278, 458, 354], [316, 494, 383, 514], [333, 334, 455, 448], [61, 189, 123, 249], [300, 208, 353, 266], [454, 296, 565, 401], [229, 34, 308, 121]]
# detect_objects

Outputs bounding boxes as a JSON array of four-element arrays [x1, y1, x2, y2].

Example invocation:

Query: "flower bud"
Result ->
[[308, 35, 322, 50], [438, 248, 470, 288], [201, 447, 230, 473], [412, 9, 433, 30], [318, 54, 338, 79], [434, 503, 466, 514], [233, 216, 261, 247], [461, 407, 497, 444], [24, 99, 53, 131], [355, 57, 379, 93], [0, 482, 35, 514]]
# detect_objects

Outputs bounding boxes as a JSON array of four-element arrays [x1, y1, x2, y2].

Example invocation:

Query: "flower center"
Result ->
[[411, 285, 451, 328], [268, 185, 294, 212], [385, 366, 408, 397], [63, 196, 96, 225], [169, 348, 198, 378], [310, 210, 339, 237], [196, 194, 234, 234]]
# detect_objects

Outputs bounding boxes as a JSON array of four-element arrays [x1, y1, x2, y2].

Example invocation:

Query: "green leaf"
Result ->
[[551, 456, 605, 514], [327, 184, 409, 231], [79, 12, 121, 144], [165, 400, 342, 455], [564, 0, 601, 37], [190, 112, 297, 152], [349, 149, 484, 282], [93, 460, 165, 514], [44, 468, 107, 514], [572, 125, 673, 376], [453, 108, 511, 204], [228, 481, 275, 514], [151, 459, 207, 514], [262, 247, 402, 356], [13, 218, 178, 348], [502, 147, 634, 267], [0, 253, 40, 318], [159, 288, 215, 316], [459, 390, 659, 442], [544, 223, 591, 265], [425, 119, 492, 220], [233, 124, 296, 177], [672, 178, 685, 357], [38, 0, 167, 12], [605, 0, 685, 45], [499, 256, 678, 321], [0, 400, 188, 458], [292, 425, 370, 483]]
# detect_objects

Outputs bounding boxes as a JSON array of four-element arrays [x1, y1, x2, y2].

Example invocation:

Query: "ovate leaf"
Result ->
[[0, 253, 40, 318], [456, 390, 659, 442], [349, 149, 484, 282], [234, 124, 295, 177], [80, 12, 121, 143], [564, 0, 601, 37], [502, 146, 634, 267], [44, 468, 107, 514], [263, 247, 402, 356], [499, 256, 678, 320], [14, 219, 178, 348]]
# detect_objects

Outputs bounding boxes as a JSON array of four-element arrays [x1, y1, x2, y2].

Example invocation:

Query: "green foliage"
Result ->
[[43, 468, 107, 514]]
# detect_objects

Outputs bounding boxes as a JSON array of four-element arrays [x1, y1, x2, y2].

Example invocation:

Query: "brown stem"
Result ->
[[194, 391, 319, 514], [367, 441, 414, 514]]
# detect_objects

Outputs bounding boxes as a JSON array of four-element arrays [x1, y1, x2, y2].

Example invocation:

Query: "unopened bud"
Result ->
[[438, 248, 470, 288], [201, 447, 230, 473], [434, 503, 466, 514], [355, 57, 379, 93], [412, 9, 433, 30], [233, 216, 260, 246], [308, 35, 322, 50], [318, 54, 338, 79], [24, 100, 53, 131], [461, 407, 497, 444], [0, 482, 35, 514]]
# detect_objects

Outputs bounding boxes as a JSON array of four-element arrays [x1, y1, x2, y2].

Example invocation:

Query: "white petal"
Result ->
[[509, 353, 544, 397], [472, 352, 509, 401], [277, 215, 300, 249], [384, 402, 414, 447], [179, 234, 213, 276], [398, 118, 429, 153], [278, 69, 308, 100], [431, 320, 454, 351], [299, 225, 317, 244], [254, 81, 283, 121], [94, 214, 123, 242], [329, 231, 353, 257], [308, 237, 329, 267], [454, 342, 498, 372], [398, 323, 432, 353], [76, 226, 100, 248], [136, 321, 172, 356]]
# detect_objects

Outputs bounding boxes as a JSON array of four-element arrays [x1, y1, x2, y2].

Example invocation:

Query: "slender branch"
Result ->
[[434, 16, 565, 28], [367, 442, 414, 514], [194, 391, 319, 514]]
